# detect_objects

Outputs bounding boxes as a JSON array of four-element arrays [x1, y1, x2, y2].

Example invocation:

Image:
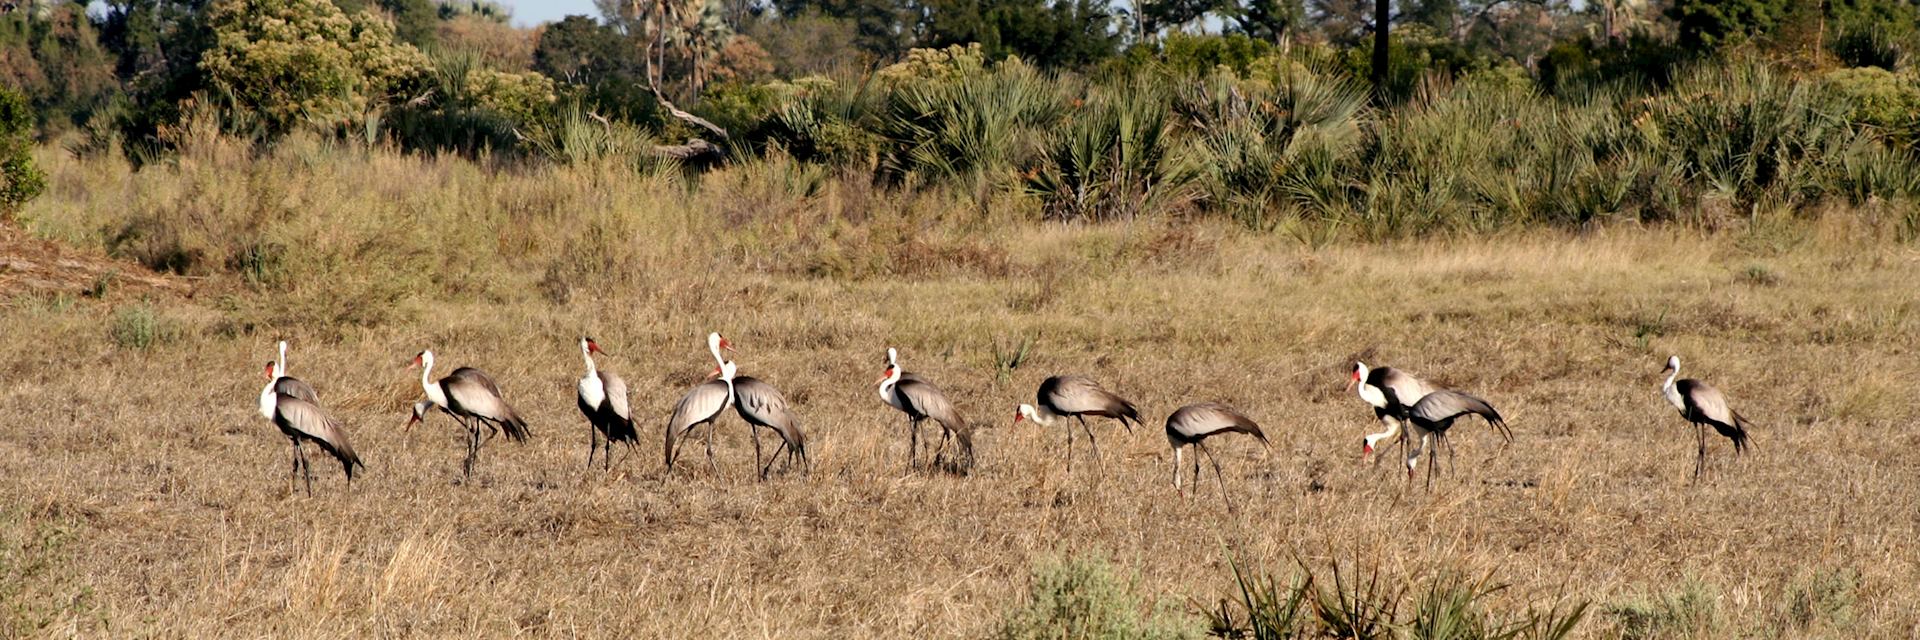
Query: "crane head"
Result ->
[[584, 337, 607, 356], [1662, 355, 1679, 375], [875, 365, 895, 388], [262, 361, 277, 380], [408, 350, 429, 369], [405, 401, 430, 431]]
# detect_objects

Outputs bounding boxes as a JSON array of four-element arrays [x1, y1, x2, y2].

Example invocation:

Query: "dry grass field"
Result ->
[[3, 140, 1919, 638]]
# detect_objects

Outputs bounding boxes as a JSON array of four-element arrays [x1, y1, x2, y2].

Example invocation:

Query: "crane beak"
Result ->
[[405, 413, 420, 431]]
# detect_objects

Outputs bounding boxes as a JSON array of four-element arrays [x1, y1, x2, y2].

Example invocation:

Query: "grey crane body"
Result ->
[[878, 348, 973, 473], [1661, 356, 1754, 479], [1023, 375, 1140, 471], [664, 362, 737, 474], [1163, 402, 1267, 508], [411, 350, 530, 479], [259, 360, 361, 495], [731, 375, 809, 478], [1402, 389, 1510, 488]]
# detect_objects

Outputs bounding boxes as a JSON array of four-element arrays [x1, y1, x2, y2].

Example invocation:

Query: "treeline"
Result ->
[[2, 0, 1919, 237]]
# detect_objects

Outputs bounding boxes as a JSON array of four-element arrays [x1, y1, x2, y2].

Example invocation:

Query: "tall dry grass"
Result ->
[[2, 138, 1919, 637]]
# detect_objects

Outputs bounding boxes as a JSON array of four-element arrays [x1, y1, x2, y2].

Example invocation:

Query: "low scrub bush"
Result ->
[[1206, 556, 1587, 640], [994, 554, 1197, 640]]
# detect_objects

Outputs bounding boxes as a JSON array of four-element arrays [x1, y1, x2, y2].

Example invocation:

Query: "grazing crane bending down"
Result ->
[[1661, 356, 1754, 479], [665, 361, 738, 474], [258, 361, 361, 494], [1350, 362, 1432, 466], [576, 337, 638, 471], [1164, 402, 1268, 507], [1403, 389, 1510, 488], [409, 350, 531, 478], [1015, 375, 1141, 470], [272, 340, 319, 404], [878, 348, 973, 472]]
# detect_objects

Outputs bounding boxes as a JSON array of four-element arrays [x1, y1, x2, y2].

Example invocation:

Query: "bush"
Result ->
[[110, 304, 176, 350], [0, 85, 44, 217], [1208, 557, 1588, 640], [993, 554, 1196, 640], [197, 0, 430, 138], [1821, 66, 1920, 145], [1606, 580, 1718, 640]]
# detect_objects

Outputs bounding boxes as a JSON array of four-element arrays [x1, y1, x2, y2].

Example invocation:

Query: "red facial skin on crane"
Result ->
[[874, 367, 892, 387]]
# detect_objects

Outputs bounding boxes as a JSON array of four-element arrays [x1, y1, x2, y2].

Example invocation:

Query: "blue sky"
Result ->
[[499, 0, 605, 27]]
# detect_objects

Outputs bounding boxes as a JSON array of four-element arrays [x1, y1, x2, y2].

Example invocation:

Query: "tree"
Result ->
[[1668, 0, 1792, 49], [1372, 0, 1389, 97], [333, 0, 439, 47], [922, 0, 1121, 69], [198, 0, 429, 136]]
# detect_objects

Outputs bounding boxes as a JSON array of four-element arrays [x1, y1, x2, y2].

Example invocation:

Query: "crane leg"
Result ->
[[908, 419, 921, 471], [752, 426, 765, 480], [294, 441, 313, 496], [1077, 416, 1102, 467], [587, 425, 601, 469], [287, 440, 302, 494], [704, 425, 719, 476], [1693, 423, 1707, 480], [1065, 421, 1073, 469], [1199, 442, 1231, 511], [1170, 445, 1184, 494]]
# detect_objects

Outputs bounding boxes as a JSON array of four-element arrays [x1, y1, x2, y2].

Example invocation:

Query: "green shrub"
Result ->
[[0, 85, 45, 217], [1207, 557, 1588, 640], [198, 0, 430, 137], [110, 304, 176, 350], [1606, 580, 1718, 640], [994, 554, 1197, 640], [1820, 66, 1920, 144], [1024, 75, 1189, 221]]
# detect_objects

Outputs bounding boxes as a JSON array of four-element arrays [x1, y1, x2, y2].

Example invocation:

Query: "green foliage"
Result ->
[[881, 57, 1062, 191], [1647, 62, 1869, 211], [1606, 580, 1718, 640], [1140, 33, 1278, 77], [1207, 557, 1588, 640], [1668, 0, 1794, 50], [388, 51, 557, 155], [0, 510, 95, 637], [1766, 567, 1858, 635], [110, 303, 176, 350], [1175, 65, 1369, 229], [0, 85, 45, 217], [530, 14, 663, 127], [752, 74, 886, 167], [1025, 77, 1191, 220], [1820, 66, 1920, 144], [920, 0, 1121, 69], [198, 0, 430, 137], [993, 554, 1197, 640], [0, 3, 120, 133]]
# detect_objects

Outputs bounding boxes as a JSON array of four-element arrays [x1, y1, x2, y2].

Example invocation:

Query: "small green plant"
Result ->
[[109, 304, 174, 350], [994, 554, 1197, 640], [990, 335, 1035, 383], [1630, 311, 1667, 349], [1207, 557, 1587, 640], [1606, 580, 1718, 640], [1768, 567, 1858, 635], [1206, 556, 1313, 639], [1737, 264, 1781, 287]]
